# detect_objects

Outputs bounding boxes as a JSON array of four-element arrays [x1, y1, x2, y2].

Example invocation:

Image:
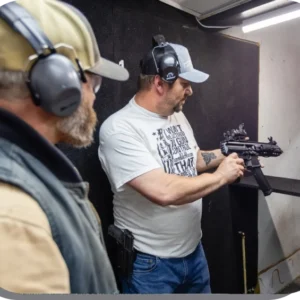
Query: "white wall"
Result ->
[[223, 17, 300, 293]]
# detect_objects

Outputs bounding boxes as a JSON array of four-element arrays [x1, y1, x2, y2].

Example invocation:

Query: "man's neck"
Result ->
[[134, 91, 171, 117], [0, 99, 59, 144]]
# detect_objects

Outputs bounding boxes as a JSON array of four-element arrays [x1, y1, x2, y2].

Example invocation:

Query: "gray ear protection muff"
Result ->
[[0, 1, 87, 117], [140, 35, 181, 84]]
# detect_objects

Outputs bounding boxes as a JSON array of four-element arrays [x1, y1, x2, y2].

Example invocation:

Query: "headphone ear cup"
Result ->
[[159, 54, 179, 83], [28, 54, 82, 117]]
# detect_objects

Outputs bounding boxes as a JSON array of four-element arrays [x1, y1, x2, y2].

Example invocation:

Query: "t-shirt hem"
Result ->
[[134, 235, 203, 258]]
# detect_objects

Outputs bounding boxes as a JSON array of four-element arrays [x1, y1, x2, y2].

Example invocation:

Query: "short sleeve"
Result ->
[[99, 132, 162, 190]]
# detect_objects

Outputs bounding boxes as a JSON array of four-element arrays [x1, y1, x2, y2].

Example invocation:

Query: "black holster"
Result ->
[[108, 224, 136, 277]]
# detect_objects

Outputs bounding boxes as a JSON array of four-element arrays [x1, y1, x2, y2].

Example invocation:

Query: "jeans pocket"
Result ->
[[133, 252, 158, 273]]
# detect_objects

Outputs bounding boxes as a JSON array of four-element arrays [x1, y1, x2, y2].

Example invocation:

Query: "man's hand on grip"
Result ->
[[215, 152, 245, 185]]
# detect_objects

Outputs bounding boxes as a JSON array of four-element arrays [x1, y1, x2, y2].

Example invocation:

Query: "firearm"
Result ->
[[108, 224, 135, 277], [220, 123, 283, 196]]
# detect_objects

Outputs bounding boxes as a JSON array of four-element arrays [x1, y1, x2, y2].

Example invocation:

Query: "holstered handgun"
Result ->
[[108, 224, 136, 277]]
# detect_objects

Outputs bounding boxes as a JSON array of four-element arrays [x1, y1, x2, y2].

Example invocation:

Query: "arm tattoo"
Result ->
[[201, 152, 217, 166]]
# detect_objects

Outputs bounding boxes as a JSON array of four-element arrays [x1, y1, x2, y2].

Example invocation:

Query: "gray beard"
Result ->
[[56, 101, 97, 148]]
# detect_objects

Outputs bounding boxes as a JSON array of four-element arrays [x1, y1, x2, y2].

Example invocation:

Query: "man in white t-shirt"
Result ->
[[98, 35, 245, 294]]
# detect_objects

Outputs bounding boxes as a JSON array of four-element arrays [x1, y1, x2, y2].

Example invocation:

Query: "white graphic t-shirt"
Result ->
[[98, 98, 202, 258]]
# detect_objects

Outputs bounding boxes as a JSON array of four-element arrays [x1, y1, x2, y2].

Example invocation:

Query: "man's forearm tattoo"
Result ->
[[201, 152, 217, 166]]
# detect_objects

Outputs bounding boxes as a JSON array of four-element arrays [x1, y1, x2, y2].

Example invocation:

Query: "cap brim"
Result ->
[[88, 57, 129, 81], [179, 69, 209, 83]]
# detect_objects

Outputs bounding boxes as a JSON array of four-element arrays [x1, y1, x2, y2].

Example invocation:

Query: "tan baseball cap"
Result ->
[[0, 0, 129, 81]]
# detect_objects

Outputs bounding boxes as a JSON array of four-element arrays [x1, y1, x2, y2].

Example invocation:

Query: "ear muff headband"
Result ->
[[0, 1, 86, 117], [140, 35, 181, 84], [151, 43, 181, 83]]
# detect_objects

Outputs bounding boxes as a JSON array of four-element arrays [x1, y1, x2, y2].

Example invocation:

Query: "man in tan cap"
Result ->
[[0, 0, 129, 294]]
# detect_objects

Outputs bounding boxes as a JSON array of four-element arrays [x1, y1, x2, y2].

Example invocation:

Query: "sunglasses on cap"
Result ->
[[75, 58, 102, 94]]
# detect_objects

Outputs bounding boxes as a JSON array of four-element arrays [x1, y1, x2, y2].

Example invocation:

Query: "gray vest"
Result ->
[[0, 136, 118, 294]]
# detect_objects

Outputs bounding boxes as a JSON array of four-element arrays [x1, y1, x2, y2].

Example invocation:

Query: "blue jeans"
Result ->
[[121, 242, 211, 294]]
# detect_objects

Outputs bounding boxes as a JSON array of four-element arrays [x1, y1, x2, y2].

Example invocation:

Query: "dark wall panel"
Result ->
[[60, 0, 116, 238], [61, 0, 259, 294], [229, 187, 259, 293]]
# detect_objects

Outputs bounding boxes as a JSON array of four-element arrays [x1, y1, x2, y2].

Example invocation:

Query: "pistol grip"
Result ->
[[234, 177, 241, 184], [250, 157, 273, 196]]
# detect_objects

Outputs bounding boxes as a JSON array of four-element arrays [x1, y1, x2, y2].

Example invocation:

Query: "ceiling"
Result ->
[[158, 0, 298, 29], [159, 0, 255, 18]]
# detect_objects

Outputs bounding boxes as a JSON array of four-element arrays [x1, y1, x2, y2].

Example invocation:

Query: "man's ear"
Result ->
[[154, 75, 165, 95]]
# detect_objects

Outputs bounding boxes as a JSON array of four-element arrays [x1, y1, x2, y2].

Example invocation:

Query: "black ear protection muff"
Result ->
[[140, 35, 181, 84], [0, 1, 87, 117]]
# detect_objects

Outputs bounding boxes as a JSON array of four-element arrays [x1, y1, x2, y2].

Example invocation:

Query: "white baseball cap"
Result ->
[[169, 43, 209, 83]]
